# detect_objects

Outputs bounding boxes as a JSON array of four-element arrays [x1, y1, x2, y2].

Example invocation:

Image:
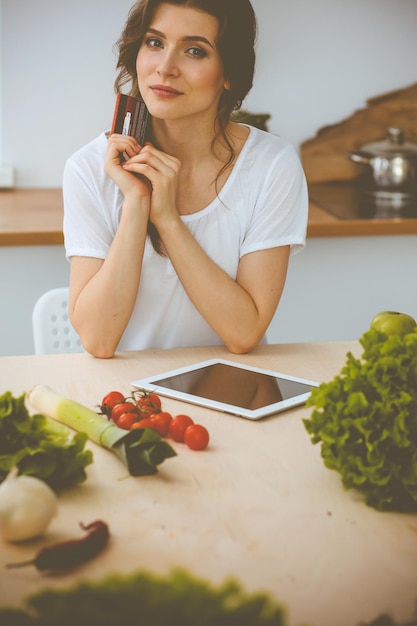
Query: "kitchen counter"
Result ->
[[1, 188, 417, 246], [308, 201, 417, 236], [0, 189, 64, 245], [1, 342, 417, 626]]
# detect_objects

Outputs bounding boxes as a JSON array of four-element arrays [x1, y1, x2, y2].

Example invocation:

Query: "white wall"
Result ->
[[247, 0, 417, 148], [0, 246, 70, 356], [1, 0, 417, 187], [272, 235, 417, 345]]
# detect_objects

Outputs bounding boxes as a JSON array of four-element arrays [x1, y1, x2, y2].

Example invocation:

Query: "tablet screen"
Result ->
[[132, 359, 319, 419], [142, 362, 314, 410]]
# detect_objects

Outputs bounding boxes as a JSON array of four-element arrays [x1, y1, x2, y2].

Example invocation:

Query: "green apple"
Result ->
[[370, 310, 417, 336]]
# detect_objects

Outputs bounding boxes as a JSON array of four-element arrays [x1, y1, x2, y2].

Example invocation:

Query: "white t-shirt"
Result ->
[[63, 125, 308, 350]]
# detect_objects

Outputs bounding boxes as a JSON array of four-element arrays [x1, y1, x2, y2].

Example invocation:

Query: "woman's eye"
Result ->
[[145, 37, 163, 49], [187, 46, 207, 58]]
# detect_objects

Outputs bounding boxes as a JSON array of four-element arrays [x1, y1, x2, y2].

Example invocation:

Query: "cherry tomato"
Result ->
[[136, 392, 162, 415], [111, 401, 140, 424], [117, 412, 137, 430], [184, 424, 210, 451], [149, 412, 172, 436], [131, 418, 158, 431], [102, 390, 125, 409], [100, 390, 125, 417], [168, 414, 194, 442]]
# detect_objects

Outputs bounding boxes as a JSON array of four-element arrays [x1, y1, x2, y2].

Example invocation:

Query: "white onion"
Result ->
[[0, 468, 58, 542]]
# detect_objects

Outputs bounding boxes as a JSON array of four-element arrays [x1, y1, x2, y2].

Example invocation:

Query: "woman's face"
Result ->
[[136, 3, 229, 124]]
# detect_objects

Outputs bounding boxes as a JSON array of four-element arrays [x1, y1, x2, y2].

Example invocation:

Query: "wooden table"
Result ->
[[1, 342, 416, 626]]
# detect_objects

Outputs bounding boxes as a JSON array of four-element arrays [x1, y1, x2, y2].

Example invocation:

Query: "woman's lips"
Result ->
[[150, 84, 183, 97]]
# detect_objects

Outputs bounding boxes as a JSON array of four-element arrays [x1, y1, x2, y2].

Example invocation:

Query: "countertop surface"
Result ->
[[1, 188, 417, 246], [0, 188, 65, 246], [1, 341, 417, 626]]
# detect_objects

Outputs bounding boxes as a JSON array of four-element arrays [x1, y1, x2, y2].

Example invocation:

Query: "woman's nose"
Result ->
[[156, 50, 180, 78]]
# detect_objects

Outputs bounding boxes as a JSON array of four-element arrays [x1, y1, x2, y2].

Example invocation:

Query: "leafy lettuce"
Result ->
[[0, 391, 93, 491], [0, 568, 287, 626], [0, 567, 416, 625], [303, 328, 417, 512]]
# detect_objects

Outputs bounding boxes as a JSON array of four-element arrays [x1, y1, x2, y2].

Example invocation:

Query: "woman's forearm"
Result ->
[[70, 196, 150, 358], [157, 217, 289, 353]]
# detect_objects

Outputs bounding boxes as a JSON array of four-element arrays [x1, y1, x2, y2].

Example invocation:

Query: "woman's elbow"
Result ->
[[89, 346, 116, 359], [78, 333, 118, 359], [70, 308, 118, 357], [82, 343, 116, 359], [224, 332, 262, 355]]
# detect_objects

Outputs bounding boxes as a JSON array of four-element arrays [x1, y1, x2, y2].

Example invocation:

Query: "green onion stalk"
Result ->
[[27, 385, 176, 476]]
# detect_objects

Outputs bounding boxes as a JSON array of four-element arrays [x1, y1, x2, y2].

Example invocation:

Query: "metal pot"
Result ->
[[348, 127, 417, 189]]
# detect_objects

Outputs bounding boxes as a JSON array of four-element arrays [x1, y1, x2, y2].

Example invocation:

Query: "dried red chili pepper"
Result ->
[[6, 520, 110, 572]]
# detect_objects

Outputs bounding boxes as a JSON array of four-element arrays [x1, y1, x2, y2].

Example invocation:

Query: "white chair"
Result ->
[[32, 287, 83, 354]]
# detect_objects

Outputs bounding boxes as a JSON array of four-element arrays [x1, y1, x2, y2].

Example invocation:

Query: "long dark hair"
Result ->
[[114, 0, 257, 252]]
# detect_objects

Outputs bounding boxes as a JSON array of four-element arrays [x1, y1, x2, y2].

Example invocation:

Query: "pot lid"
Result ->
[[358, 128, 417, 157]]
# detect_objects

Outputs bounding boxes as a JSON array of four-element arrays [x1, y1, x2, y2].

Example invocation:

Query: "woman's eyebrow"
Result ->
[[146, 27, 214, 49], [183, 35, 214, 49]]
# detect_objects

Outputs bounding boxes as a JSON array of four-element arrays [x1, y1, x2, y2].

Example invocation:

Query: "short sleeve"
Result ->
[[63, 135, 120, 260], [240, 143, 308, 258]]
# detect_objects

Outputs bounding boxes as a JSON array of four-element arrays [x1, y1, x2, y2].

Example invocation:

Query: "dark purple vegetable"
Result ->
[[6, 520, 109, 572]]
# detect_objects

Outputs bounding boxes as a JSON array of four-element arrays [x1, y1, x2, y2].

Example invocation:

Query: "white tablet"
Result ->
[[131, 358, 319, 420]]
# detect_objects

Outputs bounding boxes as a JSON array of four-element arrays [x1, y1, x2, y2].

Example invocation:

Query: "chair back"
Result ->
[[32, 287, 83, 354]]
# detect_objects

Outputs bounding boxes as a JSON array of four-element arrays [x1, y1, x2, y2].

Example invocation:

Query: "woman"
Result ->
[[63, 0, 308, 358]]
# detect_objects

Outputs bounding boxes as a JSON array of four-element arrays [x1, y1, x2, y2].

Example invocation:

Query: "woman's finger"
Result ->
[[123, 146, 181, 182], [107, 133, 141, 159]]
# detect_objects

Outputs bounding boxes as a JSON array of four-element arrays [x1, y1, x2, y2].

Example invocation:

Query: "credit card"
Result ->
[[110, 93, 150, 145]]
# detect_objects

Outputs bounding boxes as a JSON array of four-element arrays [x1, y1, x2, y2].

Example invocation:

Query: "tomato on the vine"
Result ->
[[99, 388, 210, 449], [111, 401, 140, 424], [100, 390, 125, 416], [149, 412, 172, 436], [117, 412, 138, 430], [101, 390, 124, 409], [168, 414, 194, 442], [135, 392, 162, 415], [184, 424, 209, 450]]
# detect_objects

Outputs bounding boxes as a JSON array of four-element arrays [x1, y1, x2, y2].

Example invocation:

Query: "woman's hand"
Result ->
[[121, 143, 181, 227], [104, 133, 151, 199]]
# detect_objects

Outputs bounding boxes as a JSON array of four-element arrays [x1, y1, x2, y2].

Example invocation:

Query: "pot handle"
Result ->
[[348, 151, 373, 165]]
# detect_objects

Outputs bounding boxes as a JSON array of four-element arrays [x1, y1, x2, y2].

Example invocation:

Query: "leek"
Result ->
[[27, 385, 176, 476]]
